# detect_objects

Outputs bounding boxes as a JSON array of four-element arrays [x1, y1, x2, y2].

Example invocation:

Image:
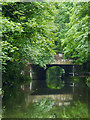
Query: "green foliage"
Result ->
[[46, 66, 65, 89], [63, 101, 88, 118], [3, 94, 88, 118], [2, 2, 89, 79], [61, 2, 88, 64], [2, 2, 57, 72], [86, 77, 90, 87], [54, 2, 73, 53], [69, 76, 80, 84], [29, 98, 55, 118], [54, 2, 88, 65], [2, 2, 58, 85], [1, 41, 18, 71], [50, 101, 88, 118], [3, 61, 31, 86], [2, 90, 4, 96]]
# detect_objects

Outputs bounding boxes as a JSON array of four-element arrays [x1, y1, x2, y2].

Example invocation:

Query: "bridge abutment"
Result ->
[[30, 64, 46, 80], [25, 63, 79, 81], [26, 64, 76, 80]]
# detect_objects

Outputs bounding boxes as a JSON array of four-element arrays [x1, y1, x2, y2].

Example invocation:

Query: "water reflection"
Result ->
[[2, 65, 89, 118], [46, 66, 65, 89], [25, 94, 73, 106], [21, 80, 75, 95], [2, 84, 88, 118]]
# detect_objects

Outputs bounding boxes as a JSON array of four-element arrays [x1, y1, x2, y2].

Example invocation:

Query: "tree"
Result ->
[[2, 2, 57, 72], [61, 2, 88, 64], [54, 2, 73, 53]]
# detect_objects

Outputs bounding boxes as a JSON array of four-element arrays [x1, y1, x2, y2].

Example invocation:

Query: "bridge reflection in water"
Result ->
[[21, 80, 73, 107], [25, 94, 73, 106]]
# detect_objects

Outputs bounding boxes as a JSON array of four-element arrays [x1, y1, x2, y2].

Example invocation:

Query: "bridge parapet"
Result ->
[[51, 53, 73, 65], [51, 59, 73, 65], [25, 94, 73, 106]]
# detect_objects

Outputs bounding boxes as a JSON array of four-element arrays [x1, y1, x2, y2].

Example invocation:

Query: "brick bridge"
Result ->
[[25, 54, 75, 80], [51, 53, 73, 65]]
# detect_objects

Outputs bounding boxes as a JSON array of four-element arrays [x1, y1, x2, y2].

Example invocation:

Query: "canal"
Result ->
[[2, 66, 89, 118]]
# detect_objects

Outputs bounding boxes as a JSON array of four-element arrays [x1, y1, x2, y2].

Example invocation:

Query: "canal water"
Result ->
[[2, 66, 89, 118]]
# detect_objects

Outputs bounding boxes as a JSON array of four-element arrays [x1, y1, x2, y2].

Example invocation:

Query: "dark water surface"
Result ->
[[2, 67, 89, 118]]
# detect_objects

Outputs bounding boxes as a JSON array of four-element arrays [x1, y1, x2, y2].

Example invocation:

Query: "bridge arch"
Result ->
[[46, 64, 73, 76], [25, 53, 74, 80], [29, 64, 74, 80], [46, 66, 65, 89]]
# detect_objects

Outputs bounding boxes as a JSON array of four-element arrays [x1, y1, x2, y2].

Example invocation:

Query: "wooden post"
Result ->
[[30, 67, 32, 79], [30, 82, 32, 91], [73, 64, 75, 87], [73, 64, 75, 77]]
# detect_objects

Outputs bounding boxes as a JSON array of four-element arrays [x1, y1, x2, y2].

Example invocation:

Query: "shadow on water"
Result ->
[[2, 66, 89, 118]]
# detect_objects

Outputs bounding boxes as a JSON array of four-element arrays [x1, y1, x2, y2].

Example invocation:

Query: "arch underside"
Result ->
[[30, 64, 75, 80]]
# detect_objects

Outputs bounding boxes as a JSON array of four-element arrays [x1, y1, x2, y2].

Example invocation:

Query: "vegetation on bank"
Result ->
[[2, 97, 88, 118], [86, 77, 90, 87], [1, 2, 89, 119], [1, 2, 89, 85], [2, 2, 89, 68], [2, 2, 57, 71], [27, 98, 88, 118]]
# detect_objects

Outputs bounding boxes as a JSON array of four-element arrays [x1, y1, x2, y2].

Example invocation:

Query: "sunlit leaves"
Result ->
[[2, 2, 57, 71], [61, 2, 88, 64], [54, 2, 73, 53], [1, 41, 19, 71], [2, 17, 24, 33]]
